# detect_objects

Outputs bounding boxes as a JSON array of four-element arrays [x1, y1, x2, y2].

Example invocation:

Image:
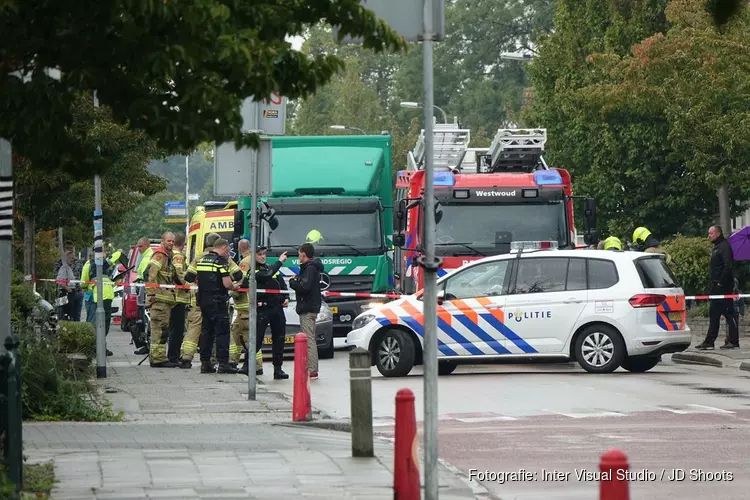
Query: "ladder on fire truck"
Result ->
[[406, 120, 471, 172], [480, 128, 548, 173]]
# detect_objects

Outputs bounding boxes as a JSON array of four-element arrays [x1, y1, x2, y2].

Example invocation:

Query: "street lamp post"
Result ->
[[329, 125, 366, 135], [399, 101, 448, 124]]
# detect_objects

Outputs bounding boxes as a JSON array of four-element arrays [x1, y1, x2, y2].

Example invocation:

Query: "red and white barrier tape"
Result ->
[[685, 294, 750, 301], [29, 278, 402, 300]]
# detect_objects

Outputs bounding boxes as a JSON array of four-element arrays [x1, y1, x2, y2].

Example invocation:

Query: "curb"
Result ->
[[740, 362, 750, 372], [671, 352, 724, 367]]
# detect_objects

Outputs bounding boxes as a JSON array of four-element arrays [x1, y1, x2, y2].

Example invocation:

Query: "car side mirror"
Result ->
[[583, 198, 597, 246], [394, 199, 407, 233]]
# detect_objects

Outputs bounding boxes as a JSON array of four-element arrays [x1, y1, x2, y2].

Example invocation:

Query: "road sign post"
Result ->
[[0, 139, 12, 355], [334, 2, 445, 497]]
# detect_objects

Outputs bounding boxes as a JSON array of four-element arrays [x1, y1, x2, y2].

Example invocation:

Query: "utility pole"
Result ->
[[0, 139, 12, 354], [247, 110, 260, 401], [93, 91, 107, 378], [420, 0, 440, 496]]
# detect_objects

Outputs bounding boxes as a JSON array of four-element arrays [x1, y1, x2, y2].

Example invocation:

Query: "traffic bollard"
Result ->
[[394, 388, 420, 500], [293, 333, 311, 421], [349, 348, 373, 457], [600, 448, 629, 500]]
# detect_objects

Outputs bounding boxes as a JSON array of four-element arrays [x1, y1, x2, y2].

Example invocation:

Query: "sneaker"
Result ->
[[694, 342, 714, 350], [309, 371, 319, 380], [720, 343, 740, 349], [274, 369, 289, 380]]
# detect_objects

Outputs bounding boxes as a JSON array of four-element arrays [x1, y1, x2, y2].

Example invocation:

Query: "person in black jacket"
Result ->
[[696, 225, 740, 349], [289, 243, 323, 379], [253, 246, 290, 379]]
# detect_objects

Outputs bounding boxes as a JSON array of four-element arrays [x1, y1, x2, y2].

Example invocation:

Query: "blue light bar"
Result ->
[[534, 169, 563, 186], [433, 171, 455, 186]]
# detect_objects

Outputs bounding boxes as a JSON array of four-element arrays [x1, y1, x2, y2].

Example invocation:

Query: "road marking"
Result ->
[[659, 404, 736, 414], [453, 416, 517, 423], [687, 404, 735, 414], [440, 412, 517, 422], [542, 409, 626, 419]]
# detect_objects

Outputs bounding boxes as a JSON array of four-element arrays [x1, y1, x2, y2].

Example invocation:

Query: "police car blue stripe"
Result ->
[[479, 313, 538, 354], [377, 317, 391, 328], [437, 269, 448, 277], [401, 316, 458, 356], [453, 315, 511, 355], [657, 302, 680, 330], [436, 317, 485, 356]]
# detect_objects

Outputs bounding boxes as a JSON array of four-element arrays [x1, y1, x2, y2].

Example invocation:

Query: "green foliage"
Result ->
[[57, 321, 96, 359], [662, 235, 712, 295], [10, 270, 38, 328], [1, 0, 407, 173], [1, 462, 56, 498], [687, 301, 710, 318]]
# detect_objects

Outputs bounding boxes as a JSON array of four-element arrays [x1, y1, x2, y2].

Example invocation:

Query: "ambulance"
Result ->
[[347, 241, 691, 377], [187, 201, 238, 262]]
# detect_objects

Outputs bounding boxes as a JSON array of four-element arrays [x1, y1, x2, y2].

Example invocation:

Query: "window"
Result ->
[[512, 257, 569, 294], [566, 258, 587, 291], [587, 259, 618, 289], [636, 257, 679, 289], [442, 260, 511, 300]]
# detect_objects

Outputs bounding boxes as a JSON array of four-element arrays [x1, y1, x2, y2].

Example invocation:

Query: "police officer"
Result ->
[[184, 238, 243, 374], [253, 246, 290, 379]]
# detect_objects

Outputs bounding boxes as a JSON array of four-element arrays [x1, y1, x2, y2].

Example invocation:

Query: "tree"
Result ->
[[577, 0, 750, 234], [1, 0, 406, 175]]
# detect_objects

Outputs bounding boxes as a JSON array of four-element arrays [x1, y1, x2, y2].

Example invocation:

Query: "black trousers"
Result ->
[[256, 307, 286, 368], [200, 301, 230, 364], [168, 303, 186, 363], [705, 298, 739, 345]]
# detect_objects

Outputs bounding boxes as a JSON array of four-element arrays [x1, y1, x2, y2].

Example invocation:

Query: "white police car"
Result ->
[[346, 241, 691, 377]]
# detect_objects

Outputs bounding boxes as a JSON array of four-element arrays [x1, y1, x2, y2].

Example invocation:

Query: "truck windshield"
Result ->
[[434, 202, 567, 254], [265, 212, 383, 253]]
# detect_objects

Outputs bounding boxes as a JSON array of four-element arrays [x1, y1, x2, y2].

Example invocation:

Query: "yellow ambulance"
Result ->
[[187, 201, 238, 262]]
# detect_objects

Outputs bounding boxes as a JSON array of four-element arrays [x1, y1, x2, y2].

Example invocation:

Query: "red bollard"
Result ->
[[394, 388, 420, 500], [293, 332, 311, 421], [600, 449, 629, 500]]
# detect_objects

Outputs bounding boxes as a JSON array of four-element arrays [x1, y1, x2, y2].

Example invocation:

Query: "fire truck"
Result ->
[[393, 122, 596, 293]]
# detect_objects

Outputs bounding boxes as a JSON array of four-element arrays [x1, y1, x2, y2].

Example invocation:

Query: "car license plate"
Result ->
[[264, 335, 296, 344], [330, 306, 338, 313], [668, 311, 682, 321]]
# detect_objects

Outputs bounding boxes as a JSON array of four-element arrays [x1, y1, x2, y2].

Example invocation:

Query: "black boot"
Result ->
[[179, 359, 192, 369], [238, 363, 249, 375], [274, 368, 289, 380], [217, 362, 239, 374], [200, 360, 215, 374]]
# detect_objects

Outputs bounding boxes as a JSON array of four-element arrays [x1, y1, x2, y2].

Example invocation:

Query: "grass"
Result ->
[[1, 462, 56, 499]]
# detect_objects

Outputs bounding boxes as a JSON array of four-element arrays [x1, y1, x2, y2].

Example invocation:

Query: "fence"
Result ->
[[0, 336, 23, 495]]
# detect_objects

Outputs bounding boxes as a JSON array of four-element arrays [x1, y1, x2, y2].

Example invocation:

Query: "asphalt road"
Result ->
[[266, 341, 750, 499]]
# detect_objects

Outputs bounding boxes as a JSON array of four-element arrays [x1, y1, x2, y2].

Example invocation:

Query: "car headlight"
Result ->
[[316, 304, 333, 323], [361, 302, 384, 311], [352, 313, 376, 330]]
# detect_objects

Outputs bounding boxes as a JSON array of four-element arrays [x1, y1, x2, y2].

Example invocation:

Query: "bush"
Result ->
[[57, 321, 96, 359], [687, 302, 710, 318], [662, 235, 712, 296]]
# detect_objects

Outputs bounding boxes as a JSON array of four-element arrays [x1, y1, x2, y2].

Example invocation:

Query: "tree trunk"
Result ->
[[717, 184, 731, 236], [23, 214, 35, 280]]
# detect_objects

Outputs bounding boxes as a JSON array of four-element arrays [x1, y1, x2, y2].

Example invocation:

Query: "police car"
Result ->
[[346, 241, 691, 377]]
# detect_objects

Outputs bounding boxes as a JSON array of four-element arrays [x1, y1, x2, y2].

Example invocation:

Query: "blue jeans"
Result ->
[[85, 299, 97, 325]]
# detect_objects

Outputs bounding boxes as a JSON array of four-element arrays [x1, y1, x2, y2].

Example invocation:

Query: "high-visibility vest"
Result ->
[[81, 259, 114, 302], [136, 248, 154, 280]]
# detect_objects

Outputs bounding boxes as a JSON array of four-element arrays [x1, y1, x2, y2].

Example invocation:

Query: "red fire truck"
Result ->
[[393, 123, 596, 293]]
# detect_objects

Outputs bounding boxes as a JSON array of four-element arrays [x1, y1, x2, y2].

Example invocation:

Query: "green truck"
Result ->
[[237, 134, 395, 338]]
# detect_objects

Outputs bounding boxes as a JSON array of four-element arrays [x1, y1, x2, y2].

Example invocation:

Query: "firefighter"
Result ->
[[602, 236, 622, 250], [305, 229, 323, 244], [169, 233, 189, 364], [146, 232, 178, 368], [184, 239, 243, 374], [632, 227, 673, 264], [253, 246, 290, 379], [229, 239, 263, 373]]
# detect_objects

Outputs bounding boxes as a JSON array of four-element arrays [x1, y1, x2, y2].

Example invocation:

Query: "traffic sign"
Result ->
[[240, 92, 287, 136], [188, 193, 200, 201], [164, 218, 187, 224], [164, 200, 187, 216], [213, 139, 272, 196]]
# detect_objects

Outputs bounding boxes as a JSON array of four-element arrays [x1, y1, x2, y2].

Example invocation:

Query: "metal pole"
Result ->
[[58, 227, 64, 255], [247, 146, 258, 400], [93, 90, 106, 378], [0, 138, 12, 354], [421, 0, 439, 497], [94, 175, 106, 378], [185, 154, 190, 237]]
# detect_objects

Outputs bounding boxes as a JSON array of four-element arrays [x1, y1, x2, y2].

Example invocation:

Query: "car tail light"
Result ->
[[629, 294, 666, 308]]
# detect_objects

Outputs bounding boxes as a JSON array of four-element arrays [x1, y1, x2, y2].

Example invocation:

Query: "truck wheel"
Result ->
[[438, 361, 457, 376], [621, 356, 660, 373], [574, 325, 625, 373], [375, 329, 415, 377]]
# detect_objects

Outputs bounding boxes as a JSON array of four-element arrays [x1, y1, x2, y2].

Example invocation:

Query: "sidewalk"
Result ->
[[24, 331, 486, 499], [671, 325, 750, 372]]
